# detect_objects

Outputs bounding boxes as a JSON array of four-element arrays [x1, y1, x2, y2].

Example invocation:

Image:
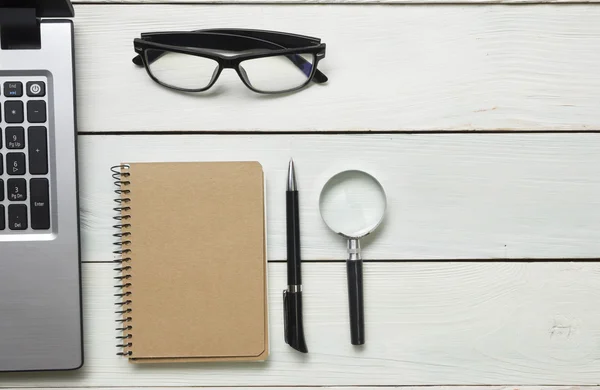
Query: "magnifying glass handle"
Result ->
[[347, 239, 365, 345]]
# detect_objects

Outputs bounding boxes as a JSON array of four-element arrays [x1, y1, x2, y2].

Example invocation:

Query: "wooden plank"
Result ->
[[78, 134, 600, 262], [73, 5, 600, 133], [3, 262, 600, 387]]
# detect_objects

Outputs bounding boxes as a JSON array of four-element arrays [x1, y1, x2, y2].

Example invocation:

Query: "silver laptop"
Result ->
[[0, 0, 83, 372]]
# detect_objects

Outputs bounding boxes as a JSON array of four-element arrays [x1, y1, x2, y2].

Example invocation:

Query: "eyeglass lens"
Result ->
[[146, 49, 220, 91], [240, 53, 316, 93], [145, 49, 316, 93]]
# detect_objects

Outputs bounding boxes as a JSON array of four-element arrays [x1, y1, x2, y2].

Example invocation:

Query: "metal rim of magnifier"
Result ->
[[318, 169, 388, 239]]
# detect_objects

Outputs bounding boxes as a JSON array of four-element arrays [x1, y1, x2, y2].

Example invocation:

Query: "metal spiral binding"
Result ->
[[112, 164, 133, 356]]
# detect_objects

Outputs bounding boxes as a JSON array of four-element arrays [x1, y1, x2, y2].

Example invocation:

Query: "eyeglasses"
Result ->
[[132, 29, 328, 94]]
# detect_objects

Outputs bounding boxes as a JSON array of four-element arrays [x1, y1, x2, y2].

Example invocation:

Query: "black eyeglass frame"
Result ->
[[133, 29, 328, 94]]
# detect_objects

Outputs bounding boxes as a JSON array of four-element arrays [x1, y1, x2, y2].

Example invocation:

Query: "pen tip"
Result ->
[[287, 158, 297, 191]]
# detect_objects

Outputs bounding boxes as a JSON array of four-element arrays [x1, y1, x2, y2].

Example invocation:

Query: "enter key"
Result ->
[[30, 178, 50, 230]]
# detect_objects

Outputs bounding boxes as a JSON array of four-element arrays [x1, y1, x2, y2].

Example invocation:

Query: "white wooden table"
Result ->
[[3, 0, 600, 388]]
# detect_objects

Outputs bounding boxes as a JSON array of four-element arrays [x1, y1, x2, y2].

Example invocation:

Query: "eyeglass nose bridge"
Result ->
[[220, 58, 238, 69], [217, 59, 252, 86]]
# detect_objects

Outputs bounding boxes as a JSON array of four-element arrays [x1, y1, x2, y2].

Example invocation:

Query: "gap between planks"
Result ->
[[78, 131, 600, 136], [42, 387, 600, 390], [71, 1, 600, 4]]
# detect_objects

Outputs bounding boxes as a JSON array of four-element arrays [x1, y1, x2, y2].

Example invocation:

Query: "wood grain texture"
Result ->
[[73, 5, 600, 133], [78, 134, 600, 262], [3, 263, 600, 387]]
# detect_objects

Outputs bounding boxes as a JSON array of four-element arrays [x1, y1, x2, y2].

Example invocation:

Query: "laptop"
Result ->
[[0, 0, 83, 372]]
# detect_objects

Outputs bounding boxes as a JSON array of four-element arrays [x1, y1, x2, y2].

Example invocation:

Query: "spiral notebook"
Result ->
[[113, 162, 268, 363]]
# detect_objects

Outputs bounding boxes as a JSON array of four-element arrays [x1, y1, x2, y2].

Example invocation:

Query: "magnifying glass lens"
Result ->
[[319, 170, 386, 238]]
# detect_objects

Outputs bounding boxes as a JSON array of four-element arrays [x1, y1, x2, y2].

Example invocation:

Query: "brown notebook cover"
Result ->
[[114, 162, 268, 362]]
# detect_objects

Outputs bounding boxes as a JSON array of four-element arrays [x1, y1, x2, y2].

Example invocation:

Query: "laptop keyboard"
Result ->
[[0, 77, 51, 233]]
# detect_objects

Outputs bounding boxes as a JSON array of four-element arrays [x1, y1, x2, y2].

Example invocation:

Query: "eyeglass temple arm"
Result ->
[[287, 53, 327, 82], [199, 28, 321, 49], [132, 34, 328, 83]]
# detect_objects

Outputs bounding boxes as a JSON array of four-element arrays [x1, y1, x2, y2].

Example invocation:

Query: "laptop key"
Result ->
[[6, 153, 26, 175], [8, 204, 27, 230], [0, 179, 4, 201], [5, 101, 24, 123], [4, 82, 23, 98], [26, 81, 46, 98], [30, 179, 50, 230], [0, 206, 4, 231], [7, 179, 27, 201], [27, 100, 46, 123], [28, 127, 48, 174], [6, 127, 25, 149]]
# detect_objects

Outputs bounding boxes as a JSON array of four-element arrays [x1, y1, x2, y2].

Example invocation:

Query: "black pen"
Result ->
[[283, 159, 308, 353]]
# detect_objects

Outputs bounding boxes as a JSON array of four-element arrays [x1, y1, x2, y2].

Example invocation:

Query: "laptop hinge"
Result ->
[[0, 8, 41, 50]]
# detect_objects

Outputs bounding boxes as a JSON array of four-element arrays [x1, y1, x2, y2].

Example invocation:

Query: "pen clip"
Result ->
[[283, 290, 289, 345], [282, 289, 308, 353]]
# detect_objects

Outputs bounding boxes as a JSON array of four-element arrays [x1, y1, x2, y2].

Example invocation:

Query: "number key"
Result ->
[[8, 204, 27, 230], [5, 127, 24, 149], [7, 179, 26, 201], [6, 153, 26, 175]]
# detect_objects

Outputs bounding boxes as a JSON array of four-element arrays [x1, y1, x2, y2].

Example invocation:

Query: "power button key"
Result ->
[[26, 81, 46, 97]]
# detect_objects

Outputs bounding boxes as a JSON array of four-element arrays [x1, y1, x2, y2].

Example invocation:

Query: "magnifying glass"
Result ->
[[319, 170, 387, 345]]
